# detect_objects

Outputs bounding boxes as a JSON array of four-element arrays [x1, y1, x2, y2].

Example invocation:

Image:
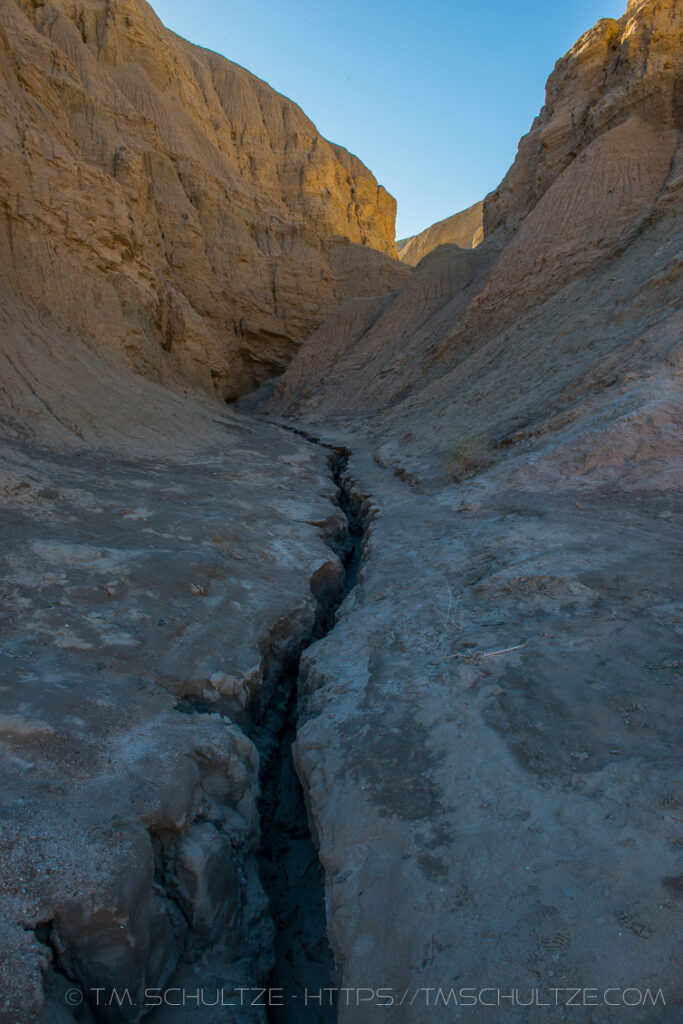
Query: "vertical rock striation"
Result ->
[[0, 0, 408, 402], [262, 3, 683, 1020], [269, 0, 682, 433]]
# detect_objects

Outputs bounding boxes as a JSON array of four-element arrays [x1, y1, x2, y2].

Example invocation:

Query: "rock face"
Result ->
[[270, 0, 682, 432], [0, 0, 408, 401], [0, 395, 350, 1022], [1, 0, 682, 1021], [397, 199, 484, 265], [484, 0, 683, 240], [0, 6, 390, 1013], [295, 441, 682, 1024], [264, 1, 683, 1020]]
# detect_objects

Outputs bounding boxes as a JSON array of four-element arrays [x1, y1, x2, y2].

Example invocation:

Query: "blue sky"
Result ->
[[152, 0, 627, 239]]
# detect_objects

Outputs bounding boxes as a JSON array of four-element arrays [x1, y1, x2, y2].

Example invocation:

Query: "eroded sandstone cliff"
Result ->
[[263, 3, 683, 1020], [0, 0, 681, 1021], [0, 0, 408, 404], [270, 0, 682, 478], [397, 198, 484, 265], [484, 0, 683, 239]]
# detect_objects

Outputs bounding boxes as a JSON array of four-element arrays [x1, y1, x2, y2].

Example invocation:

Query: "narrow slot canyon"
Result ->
[[2, 0, 680, 1018], [253, 447, 365, 1024]]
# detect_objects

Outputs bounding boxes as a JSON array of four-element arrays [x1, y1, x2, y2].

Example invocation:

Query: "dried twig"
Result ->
[[480, 639, 531, 658], [447, 638, 531, 662]]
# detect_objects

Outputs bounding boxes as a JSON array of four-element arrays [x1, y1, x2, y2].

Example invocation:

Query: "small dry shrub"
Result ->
[[445, 435, 495, 481]]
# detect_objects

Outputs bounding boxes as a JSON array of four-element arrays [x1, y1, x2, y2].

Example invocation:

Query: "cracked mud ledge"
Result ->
[[21, 433, 373, 1024], [253, 445, 369, 1024]]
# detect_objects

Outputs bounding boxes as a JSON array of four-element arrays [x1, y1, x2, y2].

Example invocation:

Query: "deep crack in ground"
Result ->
[[33, 440, 366, 1024], [255, 445, 364, 1024]]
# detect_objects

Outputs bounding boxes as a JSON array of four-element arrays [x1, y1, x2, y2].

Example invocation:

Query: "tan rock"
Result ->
[[1, 0, 681, 1019], [262, 4, 683, 1015], [397, 199, 484, 265], [484, 0, 683, 239], [0, 0, 408, 403], [271, 243, 488, 416], [270, 0, 683, 436]]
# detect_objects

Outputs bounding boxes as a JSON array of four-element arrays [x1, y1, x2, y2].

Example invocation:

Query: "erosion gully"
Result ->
[[253, 439, 364, 1024], [37, 436, 364, 1024]]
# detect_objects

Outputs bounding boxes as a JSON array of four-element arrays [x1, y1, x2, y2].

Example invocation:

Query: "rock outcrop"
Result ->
[[270, 0, 682, 441], [484, 0, 683, 240], [1, 0, 682, 1021], [0, 0, 408, 402], [0, 394, 352, 1022], [0, 2, 408, 1015], [397, 199, 484, 264], [263, 2, 683, 1020]]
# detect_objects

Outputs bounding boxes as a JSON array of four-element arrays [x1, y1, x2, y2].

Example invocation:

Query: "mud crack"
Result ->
[[255, 441, 366, 1024]]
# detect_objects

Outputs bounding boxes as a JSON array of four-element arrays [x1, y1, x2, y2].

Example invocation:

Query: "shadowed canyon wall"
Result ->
[[0, 0, 681, 1021], [0, 0, 408, 405], [261, 5, 683, 1020]]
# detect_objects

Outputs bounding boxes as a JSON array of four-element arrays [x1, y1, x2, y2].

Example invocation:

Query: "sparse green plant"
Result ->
[[445, 435, 495, 482]]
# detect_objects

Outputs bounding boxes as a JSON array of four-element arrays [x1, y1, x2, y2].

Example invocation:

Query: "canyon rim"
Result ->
[[0, 1, 682, 1023]]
